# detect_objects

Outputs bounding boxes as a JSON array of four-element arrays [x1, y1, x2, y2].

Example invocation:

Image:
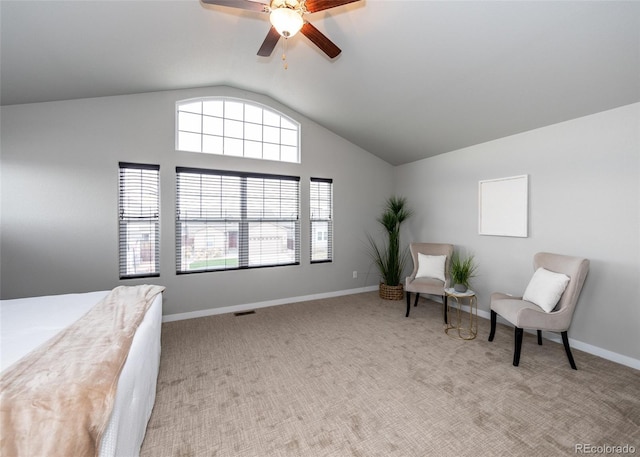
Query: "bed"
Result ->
[[0, 285, 164, 457]]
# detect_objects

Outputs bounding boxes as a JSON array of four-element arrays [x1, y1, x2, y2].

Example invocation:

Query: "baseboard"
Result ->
[[466, 304, 640, 371], [164, 288, 639, 371], [162, 285, 378, 323], [542, 333, 640, 371]]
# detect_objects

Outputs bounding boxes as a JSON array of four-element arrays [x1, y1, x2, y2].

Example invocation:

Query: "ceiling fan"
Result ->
[[202, 0, 361, 59]]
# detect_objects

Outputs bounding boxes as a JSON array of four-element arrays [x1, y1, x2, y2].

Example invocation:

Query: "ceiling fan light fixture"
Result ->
[[270, 7, 304, 38]]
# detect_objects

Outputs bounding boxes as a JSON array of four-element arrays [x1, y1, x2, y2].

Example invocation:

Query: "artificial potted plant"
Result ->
[[450, 252, 478, 293], [367, 196, 413, 300]]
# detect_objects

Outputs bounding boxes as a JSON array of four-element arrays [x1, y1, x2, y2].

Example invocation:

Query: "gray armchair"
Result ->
[[405, 243, 454, 320], [488, 252, 590, 369]]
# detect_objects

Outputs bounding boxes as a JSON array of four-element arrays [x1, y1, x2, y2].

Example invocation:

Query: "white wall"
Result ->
[[0, 86, 394, 314], [395, 103, 640, 362]]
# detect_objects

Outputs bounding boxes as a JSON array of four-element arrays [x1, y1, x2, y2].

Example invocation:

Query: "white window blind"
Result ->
[[176, 167, 300, 273], [176, 98, 300, 163], [310, 178, 333, 263], [118, 162, 160, 279]]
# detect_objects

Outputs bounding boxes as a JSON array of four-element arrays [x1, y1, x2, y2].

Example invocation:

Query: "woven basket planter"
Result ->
[[379, 283, 404, 301]]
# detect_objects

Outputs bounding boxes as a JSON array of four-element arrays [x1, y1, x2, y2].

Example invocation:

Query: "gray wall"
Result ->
[[0, 86, 394, 314], [395, 103, 640, 361], [2, 87, 638, 363]]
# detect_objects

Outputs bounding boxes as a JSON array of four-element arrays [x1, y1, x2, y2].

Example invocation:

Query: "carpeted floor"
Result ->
[[140, 292, 639, 457]]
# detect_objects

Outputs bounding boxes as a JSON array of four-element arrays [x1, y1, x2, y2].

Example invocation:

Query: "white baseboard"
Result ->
[[164, 288, 639, 371], [162, 285, 378, 323], [541, 334, 640, 371], [465, 304, 640, 371]]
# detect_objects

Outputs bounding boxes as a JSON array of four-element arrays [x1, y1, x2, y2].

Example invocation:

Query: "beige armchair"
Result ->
[[488, 252, 590, 369], [405, 243, 454, 320]]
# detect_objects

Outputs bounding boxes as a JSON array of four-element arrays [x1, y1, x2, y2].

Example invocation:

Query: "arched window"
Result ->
[[176, 97, 300, 163]]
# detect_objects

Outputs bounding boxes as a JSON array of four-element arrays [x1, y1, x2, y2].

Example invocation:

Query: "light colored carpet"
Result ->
[[140, 292, 639, 456]]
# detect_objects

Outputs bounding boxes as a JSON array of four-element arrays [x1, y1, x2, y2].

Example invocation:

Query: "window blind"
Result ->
[[310, 178, 333, 263], [176, 167, 300, 273], [118, 162, 160, 279]]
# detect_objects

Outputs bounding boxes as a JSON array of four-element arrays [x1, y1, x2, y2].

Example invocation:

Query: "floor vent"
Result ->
[[234, 310, 256, 317]]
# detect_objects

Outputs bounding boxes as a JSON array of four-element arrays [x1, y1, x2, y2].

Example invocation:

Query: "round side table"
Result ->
[[444, 288, 477, 340]]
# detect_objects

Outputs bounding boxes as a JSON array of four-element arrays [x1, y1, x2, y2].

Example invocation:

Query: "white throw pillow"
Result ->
[[416, 253, 446, 282], [523, 267, 570, 313]]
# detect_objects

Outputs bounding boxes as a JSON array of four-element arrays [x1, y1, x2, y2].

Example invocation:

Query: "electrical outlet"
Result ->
[[353, 270, 358, 279]]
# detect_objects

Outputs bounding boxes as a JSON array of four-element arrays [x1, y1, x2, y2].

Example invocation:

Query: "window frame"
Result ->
[[118, 162, 161, 279], [175, 167, 301, 274], [175, 97, 301, 163], [310, 177, 333, 264]]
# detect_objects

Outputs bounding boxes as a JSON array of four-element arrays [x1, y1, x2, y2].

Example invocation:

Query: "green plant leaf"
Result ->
[[450, 252, 478, 288], [366, 195, 412, 287]]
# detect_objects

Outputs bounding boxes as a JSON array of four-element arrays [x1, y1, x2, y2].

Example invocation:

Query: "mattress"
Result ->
[[0, 290, 162, 457]]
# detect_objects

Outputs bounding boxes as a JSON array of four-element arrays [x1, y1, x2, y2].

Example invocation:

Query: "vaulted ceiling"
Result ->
[[1, 1, 639, 165]]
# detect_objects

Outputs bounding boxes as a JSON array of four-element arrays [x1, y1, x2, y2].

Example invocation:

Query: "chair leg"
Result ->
[[562, 331, 577, 370], [488, 310, 496, 341], [414, 293, 420, 307], [405, 292, 411, 317], [537, 330, 543, 345], [513, 327, 523, 366]]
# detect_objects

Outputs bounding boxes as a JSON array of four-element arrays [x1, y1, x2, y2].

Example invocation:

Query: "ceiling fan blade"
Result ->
[[201, 0, 267, 13], [300, 22, 341, 58], [257, 26, 281, 56], [304, 0, 361, 13]]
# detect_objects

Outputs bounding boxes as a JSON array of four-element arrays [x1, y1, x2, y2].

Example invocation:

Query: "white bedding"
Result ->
[[0, 290, 162, 457]]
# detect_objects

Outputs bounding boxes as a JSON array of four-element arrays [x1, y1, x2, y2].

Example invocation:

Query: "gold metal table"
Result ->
[[444, 288, 477, 340]]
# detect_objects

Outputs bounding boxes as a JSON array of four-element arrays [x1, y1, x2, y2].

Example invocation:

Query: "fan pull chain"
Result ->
[[281, 38, 288, 70]]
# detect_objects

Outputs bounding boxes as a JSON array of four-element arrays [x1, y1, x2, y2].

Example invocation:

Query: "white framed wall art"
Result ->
[[478, 174, 528, 237]]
